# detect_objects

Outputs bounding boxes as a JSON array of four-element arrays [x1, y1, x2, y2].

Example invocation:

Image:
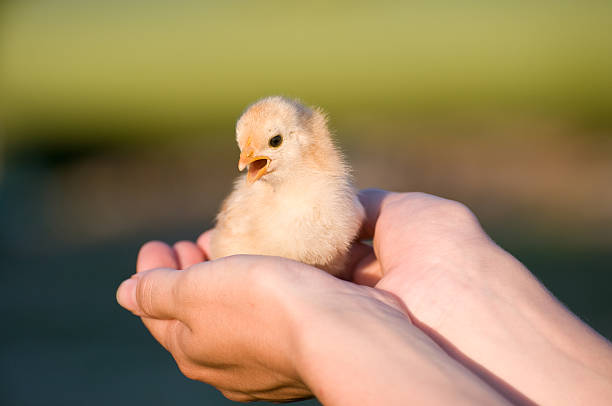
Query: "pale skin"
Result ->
[[116, 189, 612, 405]]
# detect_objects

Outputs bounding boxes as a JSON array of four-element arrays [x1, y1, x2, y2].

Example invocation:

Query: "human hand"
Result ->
[[117, 236, 509, 405], [351, 189, 612, 405], [116, 240, 317, 402], [351, 189, 508, 326]]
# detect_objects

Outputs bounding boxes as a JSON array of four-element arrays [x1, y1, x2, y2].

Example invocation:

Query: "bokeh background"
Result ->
[[1, 1, 611, 405]]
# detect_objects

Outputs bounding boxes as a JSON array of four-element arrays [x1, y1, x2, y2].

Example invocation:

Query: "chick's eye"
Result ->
[[269, 134, 283, 148]]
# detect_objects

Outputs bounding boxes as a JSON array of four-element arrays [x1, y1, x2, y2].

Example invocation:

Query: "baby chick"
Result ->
[[208, 96, 364, 277]]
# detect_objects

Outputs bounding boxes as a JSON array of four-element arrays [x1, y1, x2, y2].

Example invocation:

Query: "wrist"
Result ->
[[379, 241, 612, 405], [289, 282, 508, 406]]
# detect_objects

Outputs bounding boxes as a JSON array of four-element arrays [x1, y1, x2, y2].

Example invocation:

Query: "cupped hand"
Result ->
[[116, 236, 410, 403], [117, 239, 310, 402], [351, 189, 612, 406], [351, 189, 505, 327]]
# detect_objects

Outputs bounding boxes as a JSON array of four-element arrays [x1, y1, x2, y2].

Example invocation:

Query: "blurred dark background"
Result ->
[[1, 1, 611, 405]]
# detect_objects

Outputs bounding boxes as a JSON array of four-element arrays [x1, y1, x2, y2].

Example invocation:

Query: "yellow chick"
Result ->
[[208, 96, 364, 277]]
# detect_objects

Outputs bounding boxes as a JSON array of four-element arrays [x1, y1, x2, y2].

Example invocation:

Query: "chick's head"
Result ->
[[235, 96, 332, 184]]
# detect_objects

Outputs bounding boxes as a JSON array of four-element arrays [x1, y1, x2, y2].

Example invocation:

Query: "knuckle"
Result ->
[[237, 262, 272, 297], [376, 193, 412, 228], [229, 256, 290, 303], [429, 199, 474, 219], [174, 264, 212, 306], [231, 255, 277, 283], [174, 269, 196, 301], [433, 201, 478, 228], [389, 193, 476, 223], [251, 259, 289, 290], [379, 192, 412, 214], [136, 272, 155, 316]]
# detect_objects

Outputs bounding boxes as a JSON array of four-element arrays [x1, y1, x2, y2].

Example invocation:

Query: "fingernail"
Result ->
[[116, 277, 138, 314]]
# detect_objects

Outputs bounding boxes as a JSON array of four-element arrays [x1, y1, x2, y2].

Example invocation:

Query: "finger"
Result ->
[[173, 240, 205, 270], [344, 242, 376, 281], [137, 241, 179, 273], [117, 268, 184, 320], [352, 251, 383, 287], [357, 188, 393, 239], [197, 230, 214, 260]]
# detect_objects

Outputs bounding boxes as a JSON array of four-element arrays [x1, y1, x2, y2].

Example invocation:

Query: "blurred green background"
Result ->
[[1, 1, 611, 405]]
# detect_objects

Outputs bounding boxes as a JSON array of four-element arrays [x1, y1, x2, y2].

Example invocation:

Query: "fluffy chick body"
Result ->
[[209, 96, 363, 277]]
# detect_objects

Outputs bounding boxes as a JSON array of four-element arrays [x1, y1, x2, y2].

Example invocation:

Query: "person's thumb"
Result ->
[[116, 268, 183, 320]]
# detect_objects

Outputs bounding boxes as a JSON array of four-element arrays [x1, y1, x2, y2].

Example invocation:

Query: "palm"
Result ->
[[353, 189, 499, 329]]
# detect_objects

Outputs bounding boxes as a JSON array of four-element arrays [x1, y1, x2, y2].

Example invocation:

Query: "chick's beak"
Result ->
[[238, 149, 271, 184]]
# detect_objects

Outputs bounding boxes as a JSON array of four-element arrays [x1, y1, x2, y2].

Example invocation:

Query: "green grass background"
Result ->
[[1, 0, 611, 144]]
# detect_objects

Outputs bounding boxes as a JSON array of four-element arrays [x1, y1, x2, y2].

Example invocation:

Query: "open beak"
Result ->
[[238, 150, 271, 184]]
